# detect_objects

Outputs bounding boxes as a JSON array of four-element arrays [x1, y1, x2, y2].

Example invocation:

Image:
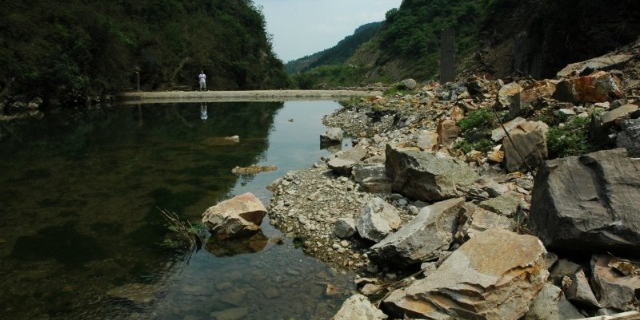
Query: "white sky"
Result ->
[[252, 0, 403, 62]]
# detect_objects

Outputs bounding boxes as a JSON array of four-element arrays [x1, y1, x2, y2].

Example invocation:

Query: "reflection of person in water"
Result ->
[[200, 102, 208, 121]]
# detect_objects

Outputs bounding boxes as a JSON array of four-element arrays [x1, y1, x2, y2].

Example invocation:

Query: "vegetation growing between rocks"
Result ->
[[546, 115, 597, 159], [454, 108, 497, 153], [159, 208, 207, 251]]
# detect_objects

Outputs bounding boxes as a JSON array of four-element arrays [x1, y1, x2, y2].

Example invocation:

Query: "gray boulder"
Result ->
[[523, 283, 584, 320], [356, 198, 401, 243], [564, 268, 601, 309], [352, 163, 393, 193], [385, 144, 479, 202], [334, 218, 357, 239], [529, 148, 640, 255], [383, 229, 548, 320], [328, 146, 368, 176], [321, 127, 343, 145], [399, 78, 417, 90], [592, 104, 639, 146], [369, 197, 465, 268], [617, 118, 640, 157]]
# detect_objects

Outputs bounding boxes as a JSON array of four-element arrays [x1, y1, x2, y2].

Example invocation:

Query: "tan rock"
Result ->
[[332, 294, 388, 320], [202, 193, 267, 239], [436, 119, 461, 147], [383, 229, 548, 320]]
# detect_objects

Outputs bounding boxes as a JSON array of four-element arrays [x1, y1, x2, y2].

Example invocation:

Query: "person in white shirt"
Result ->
[[199, 71, 207, 91]]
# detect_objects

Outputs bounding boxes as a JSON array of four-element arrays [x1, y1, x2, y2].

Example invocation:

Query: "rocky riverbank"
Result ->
[[266, 40, 640, 319]]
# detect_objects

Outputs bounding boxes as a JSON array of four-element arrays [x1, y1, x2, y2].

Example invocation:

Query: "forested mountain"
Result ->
[[285, 22, 383, 74], [0, 0, 289, 108], [293, 0, 640, 88]]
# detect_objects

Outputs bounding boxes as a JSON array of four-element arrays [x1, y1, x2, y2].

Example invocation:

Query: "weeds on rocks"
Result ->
[[159, 208, 207, 251]]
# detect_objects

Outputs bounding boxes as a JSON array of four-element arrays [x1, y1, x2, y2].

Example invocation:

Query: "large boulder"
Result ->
[[356, 198, 401, 243], [383, 228, 548, 320], [557, 54, 633, 78], [529, 148, 640, 255], [202, 193, 267, 239], [553, 71, 623, 104], [385, 144, 479, 202], [331, 294, 388, 320], [369, 197, 465, 268]]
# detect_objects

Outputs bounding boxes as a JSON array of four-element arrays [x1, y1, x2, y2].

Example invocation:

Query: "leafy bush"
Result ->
[[454, 138, 494, 153], [458, 108, 495, 131], [546, 115, 596, 158]]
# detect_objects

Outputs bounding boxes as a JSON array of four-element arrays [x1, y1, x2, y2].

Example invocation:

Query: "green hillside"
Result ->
[[293, 0, 640, 88], [0, 0, 289, 108], [286, 22, 383, 74]]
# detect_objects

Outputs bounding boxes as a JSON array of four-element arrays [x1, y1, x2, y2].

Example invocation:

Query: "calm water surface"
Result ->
[[0, 101, 355, 319]]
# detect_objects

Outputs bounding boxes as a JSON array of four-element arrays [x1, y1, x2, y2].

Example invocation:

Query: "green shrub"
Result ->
[[458, 108, 495, 131], [454, 138, 494, 153], [546, 116, 596, 158]]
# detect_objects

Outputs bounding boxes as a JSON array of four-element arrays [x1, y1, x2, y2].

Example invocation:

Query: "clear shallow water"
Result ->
[[0, 101, 354, 319]]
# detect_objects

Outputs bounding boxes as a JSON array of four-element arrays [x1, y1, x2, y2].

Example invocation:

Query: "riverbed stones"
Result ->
[[385, 144, 480, 202], [332, 294, 388, 320], [107, 283, 158, 304], [529, 148, 640, 255], [356, 197, 401, 243], [382, 228, 548, 320], [202, 192, 267, 239], [369, 197, 465, 268]]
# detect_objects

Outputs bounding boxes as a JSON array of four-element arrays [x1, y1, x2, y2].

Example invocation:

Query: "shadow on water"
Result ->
[[0, 100, 355, 320]]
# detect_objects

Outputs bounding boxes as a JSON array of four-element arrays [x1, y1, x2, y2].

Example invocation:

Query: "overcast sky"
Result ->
[[252, 0, 403, 62]]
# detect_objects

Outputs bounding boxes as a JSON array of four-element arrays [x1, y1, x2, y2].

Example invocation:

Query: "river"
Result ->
[[0, 101, 355, 319]]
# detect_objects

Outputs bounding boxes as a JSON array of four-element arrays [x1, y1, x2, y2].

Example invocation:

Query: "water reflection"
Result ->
[[0, 101, 354, 319]]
